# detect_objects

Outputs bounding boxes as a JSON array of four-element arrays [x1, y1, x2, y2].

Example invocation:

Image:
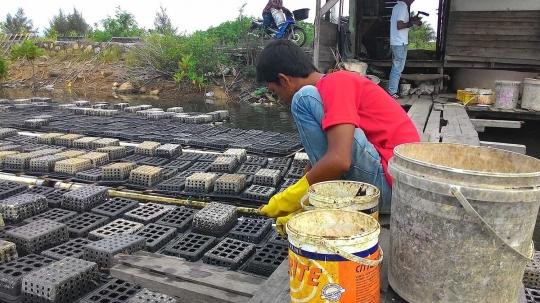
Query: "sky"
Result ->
[[0, 0, 439, 34]]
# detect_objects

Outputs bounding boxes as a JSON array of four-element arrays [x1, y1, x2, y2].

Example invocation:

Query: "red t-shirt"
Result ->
[[316, 71, 420, 185]]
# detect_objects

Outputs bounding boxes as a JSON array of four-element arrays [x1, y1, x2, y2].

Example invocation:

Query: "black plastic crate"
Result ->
[[5, 219, 69, 256], [0, 254, 55, 300], [161, 233, 216, 262], [268, 231, 289, 246], [197, 153, 220, 162], [268, 157, 292, 168], [44, 189, 69, 208], [65, 212, 110, 238], [281, 178, 299, 188], [135, 223, 177, 253], [91, 197, 140, 219], [22, 186, 56, 196], [244, 242, 289, 277], [138, 156, 170, 167], [128, 288, 177, 303], [237, 164, 262, 175], [88, 219, 144, 241], [228, 218, 272, 244], [266, 164, 289, 177], [123, 203, 174, 224], [0, 193, 48, 223], [62, 185, 109, 212], [41, 237, 93, 260], [161, 167, 178, 180], [155, 177, 186, 193], [192, 202, 237, 238], [286, 165, 305, 179], [242, 185, 276, 204], [118, 154, 147, 164], [79, 278, 142, 303], [266, 142, 302, 155], [155, 207, 198, 232], [175, 152, 201, 163], [245, 156, 268, 167], [0, 225, 19, 240], [75, 168, 103, 182], [23, 208, 78, 224], [162, 160, 192, 171], [203, 238, 255, 271], [84, 234, 146, 269], [189, 161, 212, 172], [21, 257, 99, 303], [0, 181, 28, 200]]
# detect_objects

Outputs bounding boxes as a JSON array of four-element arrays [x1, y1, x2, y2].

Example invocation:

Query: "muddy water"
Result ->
[[3, 88, 540, 246]]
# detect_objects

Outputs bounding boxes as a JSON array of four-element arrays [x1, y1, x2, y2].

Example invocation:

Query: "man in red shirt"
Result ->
[[257, 40, 420, 234]]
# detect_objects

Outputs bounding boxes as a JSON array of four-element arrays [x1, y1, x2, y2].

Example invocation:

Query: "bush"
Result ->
[[98, 45, 124, 63], [0, 56, 8, 80]]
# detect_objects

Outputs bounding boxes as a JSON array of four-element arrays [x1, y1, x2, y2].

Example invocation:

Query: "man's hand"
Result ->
[[259, 176, 310, 218]]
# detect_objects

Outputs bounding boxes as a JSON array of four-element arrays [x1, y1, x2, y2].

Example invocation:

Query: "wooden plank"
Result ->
[[451, 11, 540, 19], [449, 21, 540, 29], [450, 17, 540, 23], [408, 100, 433, 134], [424, 109, 441, 143], [396, 95, 412, 106], [111, 265, 251, 303], [444, 55, 540, 66], [447, 34, 540, 42], [448, 27, 540, 37], [480, 141, 527, 155], [114, 251, 264, 297], [447, 40, 540, 50], [470, 119, 523, 129], [442, 134, 480, 146], [313, 0, 322, 70], [248, 261, 289, 303], [320, 0, 340, 15], [406, 94, 419, 106], [446, 46, 540, 61]]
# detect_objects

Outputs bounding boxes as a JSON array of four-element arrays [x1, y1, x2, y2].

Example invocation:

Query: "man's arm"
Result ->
[[305, 124, 355, 184]]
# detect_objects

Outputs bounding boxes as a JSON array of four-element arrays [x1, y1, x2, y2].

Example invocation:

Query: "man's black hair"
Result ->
[[256, 40, 318, 84]]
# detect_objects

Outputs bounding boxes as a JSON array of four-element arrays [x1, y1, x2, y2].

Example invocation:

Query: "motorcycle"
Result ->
[[250, 8, 310, 47]]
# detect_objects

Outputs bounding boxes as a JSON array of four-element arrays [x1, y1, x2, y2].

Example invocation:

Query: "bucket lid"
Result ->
[[307, 181, 380, 207], [495, 80, 522, 85]]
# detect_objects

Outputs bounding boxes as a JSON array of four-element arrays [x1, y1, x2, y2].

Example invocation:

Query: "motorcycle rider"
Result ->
[[262, 0, 284, 33]]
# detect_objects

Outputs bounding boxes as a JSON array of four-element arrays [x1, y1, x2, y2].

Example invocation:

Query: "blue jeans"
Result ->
[[388, 45, 408, 95], [291, 86, 392, 213], [262, 12, 273, 30]]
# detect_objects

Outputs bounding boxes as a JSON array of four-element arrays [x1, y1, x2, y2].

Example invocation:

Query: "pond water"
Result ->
[[2, 88, 540, 247]]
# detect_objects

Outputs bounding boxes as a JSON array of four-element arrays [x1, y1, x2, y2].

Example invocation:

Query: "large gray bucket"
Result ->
[[388, 143, 540, 303]]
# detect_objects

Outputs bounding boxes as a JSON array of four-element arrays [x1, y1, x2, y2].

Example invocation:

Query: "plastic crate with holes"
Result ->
[[129, 288, 177, 303], [37, 133, 64, 145], [79, 278, 142, 303], [185, 172, 219, 194], [73, 136, 101, 149], [123, 203, 174, 225], [253, 168, 282, 187], [88, 219, 144, 241], [91, 197, 139, 219], [209, 156, 239, 173], [62, 185, 109, 213], [23, 208, 77, 224], [78, 152, 110, 168], [65, 212, 110, 238], [156, 143, 182, 158], [75, 168, 103, 182], [161, 232, 216, 261], [0, 240, 17, 265], [21, 257, 100, 303], [3, 153, 36, 171], [84, 234, 146, 268], [54, 158, 92, 174], [244, 242, 289, 277], [5, 219, 69, 256], [55, 134, 85, 147], [102, 162, 136, 181], [128, 165, 164, 188], [40, 238, 93, 260], [0, 128, 18, 140], [55, 149, 86, 159], [92, 138, 120, 149], [135, 223, 177, 252], [29, 155, 66, 173], [0, 193, 48, 224], [203, 238, 255, 271], [96, 146, 126, 160], [135, 141, 161, 156], [214, 174, 246, 196], [223, 148, 247, 163], [192, 202, 237, 237], [0, 254, 55, 300]]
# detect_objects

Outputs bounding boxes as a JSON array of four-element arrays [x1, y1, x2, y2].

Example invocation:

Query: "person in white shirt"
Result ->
[[388, 0, 422, 99]]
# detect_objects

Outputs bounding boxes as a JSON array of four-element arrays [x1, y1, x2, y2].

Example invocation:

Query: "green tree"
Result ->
[[153, 5, 177, 35], [46, 9, 68, 36], [0, 56, 9, 81], [10, 40, 43, 88], [1, 8, 35, 35], [93, 7, 142, 42], [409, 12, 436, 50], [66, 8, 90, 36]]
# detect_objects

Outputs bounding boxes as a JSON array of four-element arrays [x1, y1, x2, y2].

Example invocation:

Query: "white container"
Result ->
[[271, 9, 287, 28]]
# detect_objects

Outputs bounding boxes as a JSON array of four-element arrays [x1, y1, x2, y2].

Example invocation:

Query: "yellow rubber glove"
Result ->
[[259, 175, 309, 218], [276, 210, 302, 237]]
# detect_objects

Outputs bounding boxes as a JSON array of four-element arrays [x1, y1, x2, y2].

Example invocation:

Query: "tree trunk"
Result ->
[[31, 61, 35, 89]]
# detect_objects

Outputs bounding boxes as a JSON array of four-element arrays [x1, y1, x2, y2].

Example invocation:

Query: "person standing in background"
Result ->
[[388, 0, 422, 99]]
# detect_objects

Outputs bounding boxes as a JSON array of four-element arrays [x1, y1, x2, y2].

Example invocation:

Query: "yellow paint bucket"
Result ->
[[301, 181, 380, 220], [287, 209, 383, 303]]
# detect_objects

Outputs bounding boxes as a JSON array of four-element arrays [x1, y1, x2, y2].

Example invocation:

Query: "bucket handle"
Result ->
[[450, 186, 533, 261], [320, 240, 384, 267]]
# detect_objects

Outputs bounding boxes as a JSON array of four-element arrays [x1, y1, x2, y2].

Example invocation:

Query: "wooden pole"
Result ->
[[348, 0, 357, 56], [314, 0, 322, 70]]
